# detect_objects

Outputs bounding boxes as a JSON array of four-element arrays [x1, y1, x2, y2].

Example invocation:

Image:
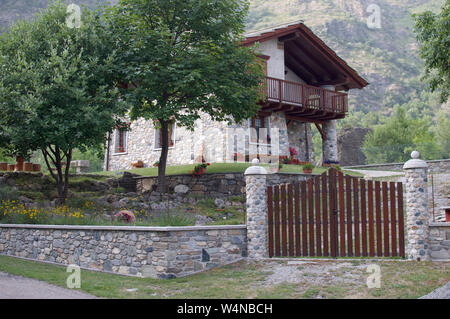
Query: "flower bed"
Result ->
[[0, 199, 192, 226]]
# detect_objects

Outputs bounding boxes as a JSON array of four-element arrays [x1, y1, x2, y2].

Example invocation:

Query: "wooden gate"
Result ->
[[267, 168, 405, 258]]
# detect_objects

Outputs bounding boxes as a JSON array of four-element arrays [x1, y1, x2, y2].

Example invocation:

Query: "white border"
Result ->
[[248, 117, 271, 146], [111, 128, 128, 156], [153, 122, 177, 151]]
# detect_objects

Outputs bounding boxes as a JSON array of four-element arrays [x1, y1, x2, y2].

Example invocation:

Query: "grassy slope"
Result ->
[[92, 163, 362, 177], [0, 255, 448, 299]]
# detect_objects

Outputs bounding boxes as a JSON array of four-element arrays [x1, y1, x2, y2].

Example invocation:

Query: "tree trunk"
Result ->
[[42, 146, 73, 206], [157, 120, 169, 193]]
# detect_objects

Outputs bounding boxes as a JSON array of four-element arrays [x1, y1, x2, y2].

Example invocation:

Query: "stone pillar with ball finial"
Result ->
[[403, 150, 430, 261], [244, 158, 268, 259]]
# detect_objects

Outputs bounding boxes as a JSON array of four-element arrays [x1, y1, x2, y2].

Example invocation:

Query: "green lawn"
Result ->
[[91, 163, 362, 177], [0, 255, 448, 299]]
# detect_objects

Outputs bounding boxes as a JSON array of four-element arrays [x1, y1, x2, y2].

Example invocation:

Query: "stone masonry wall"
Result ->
[[344, 159, 450, 173], [105, 111, 307, 171], [135, 172, 315, 196], [404, 164, 430, 260], [429, 223, 450, 260], [0, 225, 247, 278], [287, 121, 314, 163], [322, 120, 338, 163]]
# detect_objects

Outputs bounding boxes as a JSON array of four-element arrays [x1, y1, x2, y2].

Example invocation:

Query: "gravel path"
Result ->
[[345, 169, 404, 178], [263, 260, 369, 287], [419, 282, 450, 299], [0, 271, 97, 299]]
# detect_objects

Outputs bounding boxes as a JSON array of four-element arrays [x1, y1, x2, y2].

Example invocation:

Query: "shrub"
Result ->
[[0, 186, 19, 202]]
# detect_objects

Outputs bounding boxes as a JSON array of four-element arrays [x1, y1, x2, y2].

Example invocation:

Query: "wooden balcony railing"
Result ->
[[262, 77, 348, 114]]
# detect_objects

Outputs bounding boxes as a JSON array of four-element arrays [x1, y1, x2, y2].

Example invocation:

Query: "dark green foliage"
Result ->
[[103, 0, 265, 189], [414, 1, 450, 103], [362, 106, 442, 163], [0, 1, 128, 202]]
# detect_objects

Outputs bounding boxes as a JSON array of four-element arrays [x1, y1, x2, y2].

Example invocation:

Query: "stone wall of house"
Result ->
[[0, 224, 247, 278], [105, 114, 228, 171], [429, 223, 450, 260], [136, 172, 316, 196], [105, 111, 301, 171], [287, 121, 314, 163]]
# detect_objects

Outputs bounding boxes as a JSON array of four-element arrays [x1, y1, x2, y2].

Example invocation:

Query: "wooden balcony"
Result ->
[[260, 77, 348, 122]]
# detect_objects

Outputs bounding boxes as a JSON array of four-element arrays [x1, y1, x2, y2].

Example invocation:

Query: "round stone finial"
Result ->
[[403, 150, 427, 170], [245, 158, 267, 175]]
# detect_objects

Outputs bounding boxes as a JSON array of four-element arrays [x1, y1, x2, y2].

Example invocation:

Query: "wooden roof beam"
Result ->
[[287, 40, 333, 79], [285, 115, 325, 124], [316, 76, 349, 87], [285, 52, 323, 82], [284, 57, 316, 83]]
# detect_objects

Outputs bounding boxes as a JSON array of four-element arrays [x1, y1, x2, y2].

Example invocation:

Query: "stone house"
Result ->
[[104, 21, 368, 171]]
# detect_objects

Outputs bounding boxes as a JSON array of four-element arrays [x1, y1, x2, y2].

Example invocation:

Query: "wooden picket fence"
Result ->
[[267, 168, 405, 258]]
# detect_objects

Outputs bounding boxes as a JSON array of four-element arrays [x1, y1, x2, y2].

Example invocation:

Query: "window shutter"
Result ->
[[250, 118, 256, 143], [122, 131, 127, 152]]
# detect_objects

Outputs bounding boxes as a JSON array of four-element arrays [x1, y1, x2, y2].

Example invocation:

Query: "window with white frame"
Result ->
[[154, 120, 175, 149], [114, 128, 127, 154], [250, 116, 270, 144]]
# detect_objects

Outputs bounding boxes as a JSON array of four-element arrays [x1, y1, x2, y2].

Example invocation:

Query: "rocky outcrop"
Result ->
[[337, 127, 371, 166]]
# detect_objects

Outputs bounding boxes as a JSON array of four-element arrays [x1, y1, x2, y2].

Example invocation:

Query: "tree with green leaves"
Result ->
[[413, 1, 449, 103], [362, 106, 441, 164], [104, 0, 264, 190], [434, 110, 450, 158], [0, 0, 127, 204]]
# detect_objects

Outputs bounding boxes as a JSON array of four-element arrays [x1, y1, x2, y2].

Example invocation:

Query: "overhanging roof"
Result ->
[[243, 21, 368, 91]]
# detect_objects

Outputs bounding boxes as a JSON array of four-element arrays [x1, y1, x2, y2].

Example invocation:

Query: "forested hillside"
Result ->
[[0, 0, 448, 163], [1, 0, 445, 123], [247, 0, 447, 125]]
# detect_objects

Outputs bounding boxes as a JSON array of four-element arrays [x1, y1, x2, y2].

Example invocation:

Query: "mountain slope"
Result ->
[[247, 0, 444, 119], [0, 0, 445, 123]]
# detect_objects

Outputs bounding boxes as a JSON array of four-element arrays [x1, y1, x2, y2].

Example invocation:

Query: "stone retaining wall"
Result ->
[[0, 224, 247, 278], [429, 223, 450, 260], [136, 172, 315, 196], [344, 159, 450, 173]]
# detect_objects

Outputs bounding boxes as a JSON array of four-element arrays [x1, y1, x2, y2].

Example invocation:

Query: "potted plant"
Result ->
[[24, 162, 33, 172], [153, 161, 159, 167], [15, 156, 24, 171], [191, 162, 210, 177], [302, 162, 314, 174], [323, 160, 340, 167]]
